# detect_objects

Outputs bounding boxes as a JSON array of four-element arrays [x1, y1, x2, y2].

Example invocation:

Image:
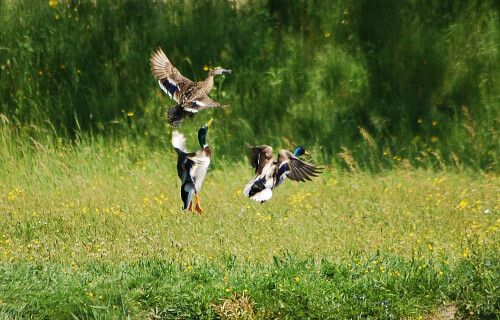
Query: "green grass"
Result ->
[[1, 0, 499, 171], [1, 255, 498, 319], [0, 133, 498, 319]]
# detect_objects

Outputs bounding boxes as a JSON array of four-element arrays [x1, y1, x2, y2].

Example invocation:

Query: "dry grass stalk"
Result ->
[[451, 152, 462, 171], [462, 106, 476, 138], [211, 293, 266, 320], [338, 147, 359, 173], [359, 126, 376, 151], [431, 151, 446, 171], [398, 159, 415, 172]]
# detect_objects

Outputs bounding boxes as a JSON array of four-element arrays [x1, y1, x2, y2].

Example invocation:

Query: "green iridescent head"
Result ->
[[197, 118, 213, 148], [293, 146, 309, 157]]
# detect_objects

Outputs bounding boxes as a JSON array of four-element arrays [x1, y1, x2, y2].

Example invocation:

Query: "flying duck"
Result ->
[[172, 118, 213, 213], [150, 47, 231, 127], [243, 145, 323, 203]]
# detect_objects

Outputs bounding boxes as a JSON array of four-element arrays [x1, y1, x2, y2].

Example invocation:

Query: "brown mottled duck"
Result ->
[[151, 47, 231, 127]]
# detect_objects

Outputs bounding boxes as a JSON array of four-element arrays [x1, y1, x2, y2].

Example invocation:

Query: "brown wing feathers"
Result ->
[[249, 146, 263, 170], [150, 47, 189, 83], [150, 47, 171, 80], [277, 150, 322, 182], [287, 158, 322, 182]]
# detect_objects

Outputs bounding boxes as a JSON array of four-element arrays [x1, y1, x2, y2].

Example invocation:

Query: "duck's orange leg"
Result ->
[[195, 194, 204, 214], [188, 200, 194, 212]]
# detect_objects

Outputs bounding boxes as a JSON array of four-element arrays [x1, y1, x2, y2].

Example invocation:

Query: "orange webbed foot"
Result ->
[[195, 194, 204, 214]]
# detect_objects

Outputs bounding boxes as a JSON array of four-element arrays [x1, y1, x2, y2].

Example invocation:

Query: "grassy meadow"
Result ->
[[1, 0, 500, 319], [0, 131, 499, 319]]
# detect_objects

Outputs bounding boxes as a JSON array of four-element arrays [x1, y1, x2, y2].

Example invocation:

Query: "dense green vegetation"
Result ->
[[2, 255, 498, 319], [1, 0, 498, 170]]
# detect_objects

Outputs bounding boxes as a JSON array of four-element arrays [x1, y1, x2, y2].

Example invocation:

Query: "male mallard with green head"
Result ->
[[243, 145, 322, 203], [151, 47, 231, 127], [172, 118, 213, 213]]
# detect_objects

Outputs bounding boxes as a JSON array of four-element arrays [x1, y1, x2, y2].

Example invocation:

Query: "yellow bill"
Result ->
[[205, 118, 213, 128]]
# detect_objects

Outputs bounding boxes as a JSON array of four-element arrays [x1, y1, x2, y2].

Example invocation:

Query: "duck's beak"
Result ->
[[305, 150, 310, 155], [222, 69, 232, 74], [205, 118, 213, 128]]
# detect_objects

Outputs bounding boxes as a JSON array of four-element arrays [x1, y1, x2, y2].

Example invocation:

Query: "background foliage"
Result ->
[[0, 0, 499, 170]]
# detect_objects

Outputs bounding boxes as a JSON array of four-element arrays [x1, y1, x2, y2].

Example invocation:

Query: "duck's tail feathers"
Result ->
[[250, 188, 273, 203], [166, 105, 186, 127], [243, 178, 273, 203], [181, 181, 195, 210]]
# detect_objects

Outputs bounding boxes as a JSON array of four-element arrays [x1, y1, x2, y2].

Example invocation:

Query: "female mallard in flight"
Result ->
[[172, 118, 213, 213], [243, 145, 322, 203], [150, 47, 231, 127]]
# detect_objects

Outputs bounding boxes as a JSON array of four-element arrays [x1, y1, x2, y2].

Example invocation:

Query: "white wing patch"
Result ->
[[158, 80, 171, 99], [158, 79, 181, 103], [183, 107, 199, 113], [193, 100, 206, 107]]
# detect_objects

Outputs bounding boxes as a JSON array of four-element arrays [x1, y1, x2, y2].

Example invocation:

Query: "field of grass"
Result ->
[[1, 132, 499, 319], [1, 0, 499, 318]]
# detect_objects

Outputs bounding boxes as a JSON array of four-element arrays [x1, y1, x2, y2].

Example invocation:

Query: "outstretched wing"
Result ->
[[248, 146, 263, 171], [150, 47, 192, 103], [277, 150, 322, 183], [247, 145, 273, 173]]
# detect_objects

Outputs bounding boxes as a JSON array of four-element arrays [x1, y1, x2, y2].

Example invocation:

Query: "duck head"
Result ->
[[209, 67, 231, 77], [197, 118, 213, 148], [293, 146, 310, 157]]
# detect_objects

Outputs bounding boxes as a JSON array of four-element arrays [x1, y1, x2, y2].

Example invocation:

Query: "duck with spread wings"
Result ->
[[243, 145, 323, 203], [151, 47, 231, 127], [172, 119, 213, 213]]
